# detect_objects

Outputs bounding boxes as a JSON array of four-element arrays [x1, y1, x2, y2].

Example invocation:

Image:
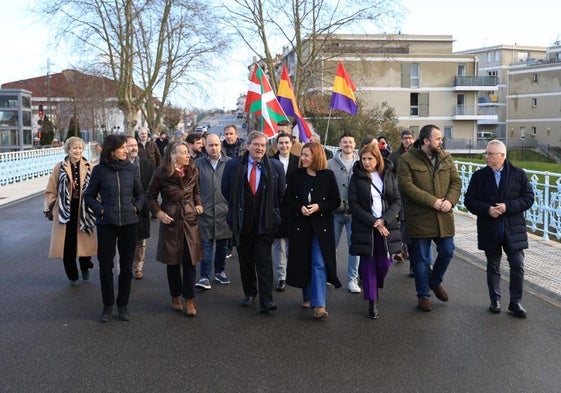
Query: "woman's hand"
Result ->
[[195, 205, 203, 215], [156, 211, 174, 225], [373, 219, 389, 237]]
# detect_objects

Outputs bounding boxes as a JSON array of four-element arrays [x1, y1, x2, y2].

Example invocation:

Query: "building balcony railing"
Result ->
[[454, 75, 499, 87], [452, 105, 498, 118]]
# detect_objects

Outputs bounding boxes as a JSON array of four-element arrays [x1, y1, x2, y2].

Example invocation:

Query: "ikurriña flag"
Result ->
[[276, 65, 312, 143], [245, 64, 288, 138], [330, 62, 358, 115]]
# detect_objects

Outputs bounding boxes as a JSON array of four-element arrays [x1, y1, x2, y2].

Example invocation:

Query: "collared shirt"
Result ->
[[493, 167, 503, 188]]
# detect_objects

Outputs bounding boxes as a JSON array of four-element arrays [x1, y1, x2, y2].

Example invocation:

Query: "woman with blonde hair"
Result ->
[[348, 143, 401, 319], [44, 137, 96, 286], [284, 142, 341, 319], [147, 141, 204, 317]]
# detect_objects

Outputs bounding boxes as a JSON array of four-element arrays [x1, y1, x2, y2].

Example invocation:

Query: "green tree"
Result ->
[[39, 116, 55, 146], [65, 116, 82, 140]]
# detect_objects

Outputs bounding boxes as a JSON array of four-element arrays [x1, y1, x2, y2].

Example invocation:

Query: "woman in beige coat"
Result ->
[[147, 141, 204, 317], [44, 137, 97, 285]]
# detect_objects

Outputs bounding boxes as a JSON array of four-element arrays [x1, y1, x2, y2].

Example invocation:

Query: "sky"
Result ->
[[2, 0, 560, 110]]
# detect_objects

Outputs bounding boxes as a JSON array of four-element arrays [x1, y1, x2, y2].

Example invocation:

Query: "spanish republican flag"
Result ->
[[277, 65, 312, 142], [330, 62, 358, 115], [245, 64, 288, 138]]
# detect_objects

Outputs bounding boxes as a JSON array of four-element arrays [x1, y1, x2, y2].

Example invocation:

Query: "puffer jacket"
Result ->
[[397, 146, 461, 238], [348, 160, 401, 256], [84, 158, 145, 227]]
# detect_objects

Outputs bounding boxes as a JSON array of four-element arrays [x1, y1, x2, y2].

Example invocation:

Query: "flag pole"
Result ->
[[324, 108, 333, 145]]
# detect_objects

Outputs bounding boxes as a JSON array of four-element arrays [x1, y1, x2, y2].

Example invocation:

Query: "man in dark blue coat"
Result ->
[[221, 131, 286, 313], [465, 140, 534, 317]]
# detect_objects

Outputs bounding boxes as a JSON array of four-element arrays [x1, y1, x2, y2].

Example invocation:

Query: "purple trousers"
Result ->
[[360, 232, 392, 301]]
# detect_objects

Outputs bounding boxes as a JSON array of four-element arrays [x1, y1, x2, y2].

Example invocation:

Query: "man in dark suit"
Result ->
[[271, 132, 299, 291], [221, 131, 286, 313], [465, 140, 534, 317], [125, 136, 154, 279]]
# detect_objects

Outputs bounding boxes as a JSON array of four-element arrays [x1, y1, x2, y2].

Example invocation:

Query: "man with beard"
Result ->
[[397, 125, 461, 312]]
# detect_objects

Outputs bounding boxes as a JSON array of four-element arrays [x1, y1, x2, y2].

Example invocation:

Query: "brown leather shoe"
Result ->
[[431, 285, 449, 302], [417, 297, 432, 311], [185, 298, 197, 317], [134, 271, 143, 279], [171, 296, 183, 311]]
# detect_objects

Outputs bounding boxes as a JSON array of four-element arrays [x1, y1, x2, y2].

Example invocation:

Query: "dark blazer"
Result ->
[[273, 152, 300, 238], [464, 160, 534, 251], [221, 152, 286, 246], [348, 160, 401, 256], [284, 168, 342, 289], [84, 158, 145, 227]]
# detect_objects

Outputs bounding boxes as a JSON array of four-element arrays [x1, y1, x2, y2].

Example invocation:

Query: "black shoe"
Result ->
[[100, 306, 112, 323], [489, 300, 501, 313], [260, 302, 278, 313], [508, 302, 527, 318], [118, 306, 130, 321], [368, 301, 379, 320], [276, 280, 286, 292], [240, 295, 255, 307], [81, 269, 90, 281]]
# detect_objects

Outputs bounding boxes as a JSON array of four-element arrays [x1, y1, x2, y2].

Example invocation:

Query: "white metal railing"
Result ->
[[456, 162, 561, 241], [0, 143, 98, 186]]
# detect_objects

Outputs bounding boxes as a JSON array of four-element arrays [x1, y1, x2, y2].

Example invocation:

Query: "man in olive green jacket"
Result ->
[[397, 125, 462, 312]]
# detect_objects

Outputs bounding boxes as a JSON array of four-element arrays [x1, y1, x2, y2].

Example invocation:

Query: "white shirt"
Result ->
[[370, 171, 384, 218]]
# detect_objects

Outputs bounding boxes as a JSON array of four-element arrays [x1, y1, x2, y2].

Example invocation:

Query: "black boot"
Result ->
[[368, 300, 379, 320]]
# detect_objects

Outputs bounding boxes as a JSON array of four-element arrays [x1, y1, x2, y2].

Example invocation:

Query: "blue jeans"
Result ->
[[410, 237, 455, 298], [333, 213, 359, 281], [200, 238, 228, 279], [302, 237, 327, 308]]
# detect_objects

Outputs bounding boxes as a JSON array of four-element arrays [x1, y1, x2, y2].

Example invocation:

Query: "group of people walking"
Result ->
[[44, 122, 534, 322]]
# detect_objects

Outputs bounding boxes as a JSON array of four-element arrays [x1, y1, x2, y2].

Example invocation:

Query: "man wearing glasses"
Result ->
[[465, 140, 534, 317]]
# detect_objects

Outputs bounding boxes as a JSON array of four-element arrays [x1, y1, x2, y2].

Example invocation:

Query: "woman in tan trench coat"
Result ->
[[147, 141, 204, 317], [44, 137, 97, 285]]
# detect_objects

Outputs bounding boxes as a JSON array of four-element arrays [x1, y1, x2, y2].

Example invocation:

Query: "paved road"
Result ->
[[1, 195, 561, 393]]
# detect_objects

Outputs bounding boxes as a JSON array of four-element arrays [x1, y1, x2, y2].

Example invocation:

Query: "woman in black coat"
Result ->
[[84, 134, 145, 323], [284, 142, 341, 319], [348, 143, 401, 319]]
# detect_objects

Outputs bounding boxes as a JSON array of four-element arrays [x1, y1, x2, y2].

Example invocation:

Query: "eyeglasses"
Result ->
[[483, 152, 501, 156]]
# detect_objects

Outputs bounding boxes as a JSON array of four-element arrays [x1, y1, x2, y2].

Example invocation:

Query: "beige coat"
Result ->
[[44, 158, 97, 259]]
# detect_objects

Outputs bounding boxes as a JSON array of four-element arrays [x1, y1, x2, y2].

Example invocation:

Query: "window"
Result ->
[[443, 127, 452, 139], [531, 127, 537, 136], [488, 70, 497, 77], [494, 51, 500, 61], [456, 94, 465, 115], [531, 98, 538, 108], [532, 73, 538, 82], [457, 64, 466, 76], [487, 52, 492, 62], [410, 93, 419, 116], [410, 64, 419, 88]]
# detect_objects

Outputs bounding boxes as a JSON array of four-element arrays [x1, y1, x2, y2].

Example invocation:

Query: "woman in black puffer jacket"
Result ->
[[84, 134, 145, 323], [348, 143, 401, 319]]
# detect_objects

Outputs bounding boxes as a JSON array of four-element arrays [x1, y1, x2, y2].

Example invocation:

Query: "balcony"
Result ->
[[453, 75, 498, 91], [452, 105, 498, 122]]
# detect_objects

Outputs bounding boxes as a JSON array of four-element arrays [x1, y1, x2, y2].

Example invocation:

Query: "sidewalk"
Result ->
[[3, 175, 561, 305]]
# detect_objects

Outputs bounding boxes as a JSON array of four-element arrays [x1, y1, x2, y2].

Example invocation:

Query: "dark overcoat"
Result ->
[[348, 160, 402, 256], [464, 160, 534, 251], [284, 168, 342, 289], [273, 152, 300, 238], [135, 156, 154, 240], [146, 166, 203, 266]]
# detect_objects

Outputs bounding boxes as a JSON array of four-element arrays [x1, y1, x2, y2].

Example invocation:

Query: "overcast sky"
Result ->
[[2, 0, 559, 110]]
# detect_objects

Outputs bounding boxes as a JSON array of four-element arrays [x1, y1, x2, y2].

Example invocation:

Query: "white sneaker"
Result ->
[[347, 279, 361, 293]]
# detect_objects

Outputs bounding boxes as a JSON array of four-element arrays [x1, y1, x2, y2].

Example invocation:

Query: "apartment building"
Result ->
[[298, 34, 499, 144]]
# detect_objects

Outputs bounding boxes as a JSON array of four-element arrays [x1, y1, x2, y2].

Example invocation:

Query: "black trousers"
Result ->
[[97, 224, 137, 307], [63, 198, 93, 281], [237, 232, 275, 306], [485, 242, 525, 303], [167, 240, 196, 299]]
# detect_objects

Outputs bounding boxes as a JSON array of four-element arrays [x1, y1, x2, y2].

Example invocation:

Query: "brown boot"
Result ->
[[185, 298, 197, 317], [171, 296, 183, 311]]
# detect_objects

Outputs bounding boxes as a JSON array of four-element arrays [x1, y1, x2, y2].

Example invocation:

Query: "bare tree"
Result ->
[[44, 0, 227, 135], [222, 0, 403, 99]]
